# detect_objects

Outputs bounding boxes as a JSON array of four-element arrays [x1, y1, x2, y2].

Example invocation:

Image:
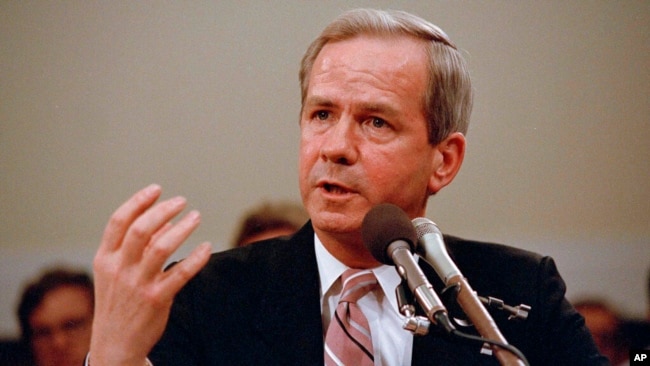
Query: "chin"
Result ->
[[309, 210, 363, 234]]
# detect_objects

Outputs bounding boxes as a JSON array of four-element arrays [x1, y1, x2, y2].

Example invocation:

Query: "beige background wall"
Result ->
[[1, 1, 648, 336]]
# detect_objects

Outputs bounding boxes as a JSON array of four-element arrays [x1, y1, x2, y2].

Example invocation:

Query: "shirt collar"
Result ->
[[314, 233, 402, 311]]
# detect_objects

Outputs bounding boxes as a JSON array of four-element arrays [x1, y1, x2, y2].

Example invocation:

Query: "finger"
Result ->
[[149, 222, 174, 244], [141, 210, 202, 276], [159, 241, 212, 301], [141, 222, 174, 261], [99, 184, 162, 255], [120, 196, 187, 265]]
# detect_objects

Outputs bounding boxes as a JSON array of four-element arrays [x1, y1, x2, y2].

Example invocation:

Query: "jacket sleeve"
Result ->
[[148, 268, 204, 366], [525, 256, 609, 366]]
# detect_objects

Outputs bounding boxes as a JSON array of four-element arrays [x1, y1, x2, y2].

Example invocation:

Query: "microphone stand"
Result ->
[[409, 218, 529, 366], [447, 274, 526, 366], [396, 279, 530, 366]]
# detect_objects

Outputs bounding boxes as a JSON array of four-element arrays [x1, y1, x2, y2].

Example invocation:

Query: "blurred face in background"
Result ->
[[28, 285, 93, 366]]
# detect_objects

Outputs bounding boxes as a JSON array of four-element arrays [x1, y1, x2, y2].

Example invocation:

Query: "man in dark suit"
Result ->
[[88, 9, 606, 365], [146, 226, 605, 365]]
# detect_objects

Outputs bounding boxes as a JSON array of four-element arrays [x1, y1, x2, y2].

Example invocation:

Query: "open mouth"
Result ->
[[323, 183, 351, 194]]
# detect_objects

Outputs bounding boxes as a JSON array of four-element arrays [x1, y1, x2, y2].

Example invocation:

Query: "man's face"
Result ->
[[299, 35, 437, 241], [29, 285, 93, 366]]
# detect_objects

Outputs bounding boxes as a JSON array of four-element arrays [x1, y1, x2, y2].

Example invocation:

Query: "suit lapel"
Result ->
[[252, 223, 324, 365]]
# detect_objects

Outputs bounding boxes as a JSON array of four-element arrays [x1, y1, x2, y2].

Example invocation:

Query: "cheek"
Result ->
[[31, 340, 53, 358], [298, 139, 316, 187], [366, 162, 393, 186], [298, 134, 320, 166], [373, 152, 432, 193]]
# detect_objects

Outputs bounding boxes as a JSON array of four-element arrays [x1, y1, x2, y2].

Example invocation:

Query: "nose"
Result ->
[[320, 116, 358, 165], [50, 330, 70, 350]]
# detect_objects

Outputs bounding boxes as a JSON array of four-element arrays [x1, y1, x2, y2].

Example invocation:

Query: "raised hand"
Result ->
[[89, 184, 211, 366]]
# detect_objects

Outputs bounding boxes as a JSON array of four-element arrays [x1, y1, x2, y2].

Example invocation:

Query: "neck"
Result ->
[[315, 228, 380, 269]]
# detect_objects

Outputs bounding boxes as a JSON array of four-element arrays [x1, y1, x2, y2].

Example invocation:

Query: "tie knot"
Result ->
[[339, 269, 378, 304]]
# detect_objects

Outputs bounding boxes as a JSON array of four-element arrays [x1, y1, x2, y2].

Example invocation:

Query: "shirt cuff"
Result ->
[[85, 353, 153, 366]]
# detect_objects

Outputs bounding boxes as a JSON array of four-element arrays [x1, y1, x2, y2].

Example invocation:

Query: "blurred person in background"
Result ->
[[574, 298, 626, 365], [574, 269, 650, 365], [232, 200, 308, 247], [17, 266, 94, 366]]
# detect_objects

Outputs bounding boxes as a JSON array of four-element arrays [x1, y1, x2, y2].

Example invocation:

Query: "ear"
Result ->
[[427, 132, 466, 195]]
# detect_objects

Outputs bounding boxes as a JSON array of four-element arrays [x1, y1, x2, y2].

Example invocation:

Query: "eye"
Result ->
[[31, 327, 52, 339], [62, 318, 87, 332], [315, 110, 330, 121], [360, 116, 395, 142], [370, 117, 388, 128]]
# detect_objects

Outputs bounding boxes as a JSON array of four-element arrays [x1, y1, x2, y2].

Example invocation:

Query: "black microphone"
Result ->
[[412, 217, 525, 366], [361, 203, 453, 332]]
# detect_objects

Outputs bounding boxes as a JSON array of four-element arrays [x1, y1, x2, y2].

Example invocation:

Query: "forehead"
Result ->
[[317, 35, 427, 76], [307, 34, 429, 110], [29, 285, 92, 326]]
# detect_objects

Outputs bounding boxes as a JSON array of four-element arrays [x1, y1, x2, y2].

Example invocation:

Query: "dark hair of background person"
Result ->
[[573, 298, 626, 365], [17, 267, 94, 347], [232, 201, 309, 247]]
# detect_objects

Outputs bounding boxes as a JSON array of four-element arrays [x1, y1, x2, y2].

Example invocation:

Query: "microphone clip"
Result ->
[[480, 296, 531, 321], [439, 283, 531, 326], [395, 280, 430, 336]]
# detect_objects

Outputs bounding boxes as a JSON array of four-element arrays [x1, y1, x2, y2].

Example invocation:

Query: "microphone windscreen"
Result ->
[[361, 203, 418, 264]]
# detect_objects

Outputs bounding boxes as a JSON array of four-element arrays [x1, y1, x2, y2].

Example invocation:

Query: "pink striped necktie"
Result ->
[[324, 269, 378, 366]]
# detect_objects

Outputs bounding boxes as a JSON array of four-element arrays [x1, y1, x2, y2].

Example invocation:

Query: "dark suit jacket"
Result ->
[[150, 222, 607, 365]]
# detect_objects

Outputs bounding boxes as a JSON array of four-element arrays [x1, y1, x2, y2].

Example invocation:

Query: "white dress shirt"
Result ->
[[315, 234, 413, 366]]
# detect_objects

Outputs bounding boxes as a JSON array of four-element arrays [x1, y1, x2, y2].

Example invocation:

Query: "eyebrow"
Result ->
[[303, 95, 334, 109], [303, 96, 400, 118]]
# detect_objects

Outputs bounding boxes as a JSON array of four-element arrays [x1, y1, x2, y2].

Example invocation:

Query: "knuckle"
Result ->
[[142, 285, 169, 309], [92, 253, 111, 272], [129, 224, 150, 242], [92, 254, 103, 271], [147, 243, 172, 261], [107, 213, 128, 231], [174, 265, 193, 282], [92, 256, 118, 278]]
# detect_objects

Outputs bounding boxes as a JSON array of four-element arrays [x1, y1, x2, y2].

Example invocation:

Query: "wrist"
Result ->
[[86, 352, 153, 366]]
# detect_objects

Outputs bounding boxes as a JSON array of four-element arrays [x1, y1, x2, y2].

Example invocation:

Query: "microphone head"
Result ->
[[412, 217, 442, 248], [361, 203, 418, 264]]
